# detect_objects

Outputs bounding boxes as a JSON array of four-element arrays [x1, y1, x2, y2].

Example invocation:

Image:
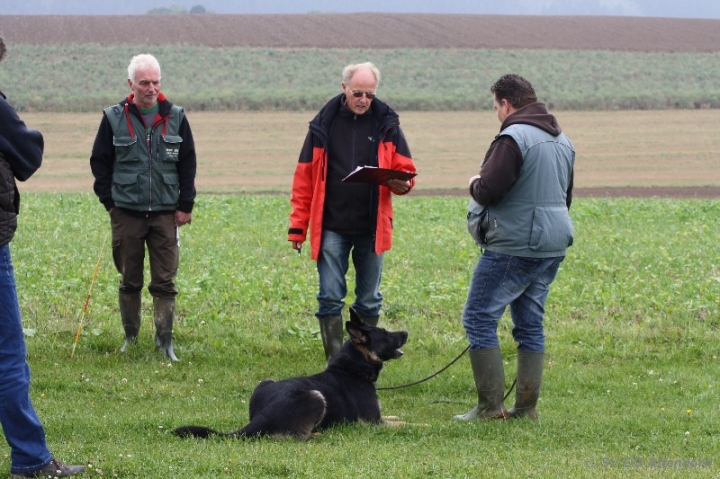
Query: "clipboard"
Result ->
[[341, 166, 417, 184]]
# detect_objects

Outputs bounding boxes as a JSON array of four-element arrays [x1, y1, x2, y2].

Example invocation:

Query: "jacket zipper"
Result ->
[[147, 129, 153, 212]]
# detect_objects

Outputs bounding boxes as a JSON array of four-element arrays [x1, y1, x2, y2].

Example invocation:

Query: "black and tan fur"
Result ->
[[173, 308, 408, 440]]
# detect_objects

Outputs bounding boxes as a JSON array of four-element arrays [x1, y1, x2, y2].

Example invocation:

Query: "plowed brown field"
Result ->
[[1, 14, 720, 52]]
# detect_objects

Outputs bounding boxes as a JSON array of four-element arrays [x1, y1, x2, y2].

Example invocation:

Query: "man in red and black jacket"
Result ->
[[288, 62, 416, 361]]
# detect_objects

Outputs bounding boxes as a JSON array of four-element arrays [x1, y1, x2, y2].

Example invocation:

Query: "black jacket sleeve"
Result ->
[[89, 113, 116, 211], [176, 115, 197, 213], [0, 91, 43, 182]]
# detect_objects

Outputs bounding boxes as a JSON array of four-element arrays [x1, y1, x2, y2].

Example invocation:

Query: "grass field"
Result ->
[[17, 109, 720, 196], [5, 94, 720, 478], [2, 45, 720, 112], [5, 192, 719, 478]]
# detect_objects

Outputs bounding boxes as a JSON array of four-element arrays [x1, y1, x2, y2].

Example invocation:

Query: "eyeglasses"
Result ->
[[347, 87, 376, 100]]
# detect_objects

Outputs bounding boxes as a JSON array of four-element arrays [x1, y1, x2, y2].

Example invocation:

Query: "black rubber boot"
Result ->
[[453, 347, 508, 420], [318, 316, 343, 361], [119, 292, 141, 353], [154, 297, 179, 362], [507, 351, 544, 420]]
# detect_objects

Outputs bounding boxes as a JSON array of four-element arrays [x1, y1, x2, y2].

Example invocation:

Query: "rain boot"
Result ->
[[154, 297, 179, 362], [351, 307, 379, 326], [318, 315, 343, 360], [453, 347, 508, 420], [119, 292, 141, 353], [507, 351, 544, 420]]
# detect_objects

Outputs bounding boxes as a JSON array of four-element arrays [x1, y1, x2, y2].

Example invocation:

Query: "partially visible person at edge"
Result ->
[[0, 36, 86, 478], [90, 53, 196, 362], [455, 74, 574, 421], [288, 62, 416, 361]]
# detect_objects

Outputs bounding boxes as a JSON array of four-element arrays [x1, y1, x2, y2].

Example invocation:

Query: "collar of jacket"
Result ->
[[310, 93, 399, 141], [125, 92, 172, 117], [122, 93, 173, 139]]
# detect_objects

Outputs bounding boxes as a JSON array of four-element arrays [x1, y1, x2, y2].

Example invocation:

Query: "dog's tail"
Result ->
[[172, 425, 244, 439]]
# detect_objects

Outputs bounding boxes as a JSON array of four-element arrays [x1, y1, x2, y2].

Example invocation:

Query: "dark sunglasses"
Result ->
[[348, 88, 376, 100]]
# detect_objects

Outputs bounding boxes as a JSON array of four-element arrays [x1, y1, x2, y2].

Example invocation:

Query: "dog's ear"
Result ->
[[349, 307, 365, 326], [346, 321, 368, 345]]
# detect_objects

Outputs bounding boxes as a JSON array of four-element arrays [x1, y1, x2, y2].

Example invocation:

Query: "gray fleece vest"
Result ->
[[481, 123, 575, 258]]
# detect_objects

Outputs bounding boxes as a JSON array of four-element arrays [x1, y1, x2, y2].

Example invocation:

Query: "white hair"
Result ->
[[127, 54, 161, 82], [342, 62, 380, 86]]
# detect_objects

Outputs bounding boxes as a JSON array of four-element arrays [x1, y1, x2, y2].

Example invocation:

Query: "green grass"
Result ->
[[2, 45, 720, 111], [5, 193, 719, 477]]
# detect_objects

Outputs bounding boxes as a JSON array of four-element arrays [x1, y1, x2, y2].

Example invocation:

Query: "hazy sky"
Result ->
[[3, 0, 720, 18]]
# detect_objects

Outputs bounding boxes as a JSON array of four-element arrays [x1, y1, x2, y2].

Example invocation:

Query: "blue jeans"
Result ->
[[316, 230, 383, 318], [462, 250, 564, 352], [0, 245, 53, 474]]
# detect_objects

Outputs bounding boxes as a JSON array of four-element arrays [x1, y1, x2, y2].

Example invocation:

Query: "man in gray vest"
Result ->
[[90, 54, 197, 361], [455, 74, 574, 421]]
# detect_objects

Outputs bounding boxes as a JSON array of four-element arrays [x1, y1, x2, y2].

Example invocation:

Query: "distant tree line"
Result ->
[[147, 4, 208, 14]]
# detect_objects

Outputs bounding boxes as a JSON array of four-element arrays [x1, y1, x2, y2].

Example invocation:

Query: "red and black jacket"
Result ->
[[288, 94, 416, 260]]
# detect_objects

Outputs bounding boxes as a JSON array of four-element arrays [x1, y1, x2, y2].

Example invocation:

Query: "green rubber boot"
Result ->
[[119, 292, 141, 353], [507, 351, 544, 420], [350, 307, 379, 326], [154, 297, 179, 362], [318, 315, 343, 360], [453, 348, 508, 421]]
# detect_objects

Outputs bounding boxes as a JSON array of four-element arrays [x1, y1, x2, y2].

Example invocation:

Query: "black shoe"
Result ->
[[11, 459, 85, 478]]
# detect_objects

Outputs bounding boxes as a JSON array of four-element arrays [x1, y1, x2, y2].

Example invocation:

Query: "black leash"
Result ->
[[377, 344, 517, 401], [377, 345, 470, 390]]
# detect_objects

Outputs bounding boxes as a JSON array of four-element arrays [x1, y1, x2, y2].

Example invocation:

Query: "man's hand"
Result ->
[[291, 241, 303, 254], [386, 178, 411, 194], [175, 210, 192, 227]]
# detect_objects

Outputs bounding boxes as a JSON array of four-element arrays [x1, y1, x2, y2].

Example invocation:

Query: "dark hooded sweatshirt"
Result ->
[[470, 102, 574, 208]]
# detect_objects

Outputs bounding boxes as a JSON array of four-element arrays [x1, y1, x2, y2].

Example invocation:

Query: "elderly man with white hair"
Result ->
[[90, 53, 197, 362]]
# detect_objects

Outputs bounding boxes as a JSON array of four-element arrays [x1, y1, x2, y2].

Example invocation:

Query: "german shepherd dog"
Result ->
[[173, 308, 408, 440]]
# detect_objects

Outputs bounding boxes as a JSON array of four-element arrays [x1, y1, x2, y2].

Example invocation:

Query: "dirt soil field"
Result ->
[[18, 111, 719, 199], [1, 14, 720, 52]]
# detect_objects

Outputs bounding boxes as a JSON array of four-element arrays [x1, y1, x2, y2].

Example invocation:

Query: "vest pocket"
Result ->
[[160, 135, 182, 162], [529, 206, 573, 252], [112, 172, 140, 205], [156, 173, 180, 207], [113, 136, 139, 163], [467, 199, 488, 245]]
